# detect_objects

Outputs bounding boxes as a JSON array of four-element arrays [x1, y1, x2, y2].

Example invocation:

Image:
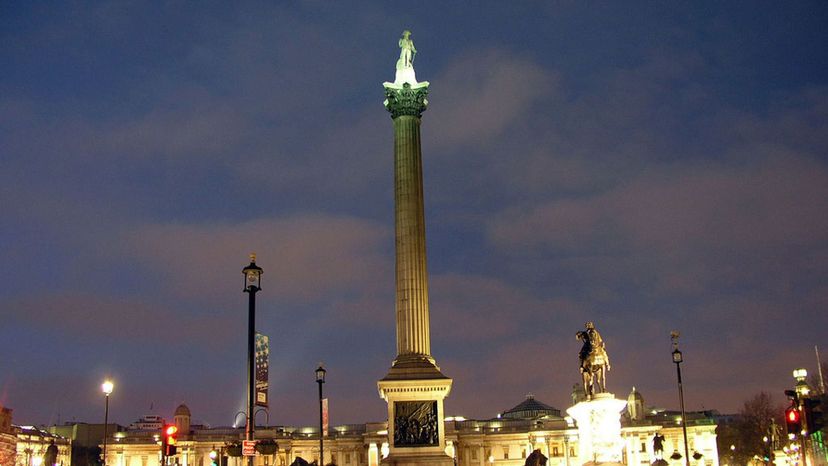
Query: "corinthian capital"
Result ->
[[384, 83, 429, 119]]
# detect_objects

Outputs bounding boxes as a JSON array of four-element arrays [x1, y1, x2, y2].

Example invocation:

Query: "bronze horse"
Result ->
[[525, 449, 548, 466], [576, 329, 610, 397]]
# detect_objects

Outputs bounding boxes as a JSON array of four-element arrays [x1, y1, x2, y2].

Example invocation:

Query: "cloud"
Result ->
[[122, 215, 392, 308], [488, 152, 828, 289], [3, 292, 234, 347], [427, 49, 560, 150], [431, 273, 584, 342]]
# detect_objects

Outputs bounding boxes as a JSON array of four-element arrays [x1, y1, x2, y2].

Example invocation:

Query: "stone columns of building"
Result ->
[[377, 31, 453, 466]]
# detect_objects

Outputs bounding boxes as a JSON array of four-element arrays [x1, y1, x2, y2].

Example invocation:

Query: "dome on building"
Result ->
[[627, 387, 645, 421], [174, 404, 191, 417], [501, 394, 561, 420]]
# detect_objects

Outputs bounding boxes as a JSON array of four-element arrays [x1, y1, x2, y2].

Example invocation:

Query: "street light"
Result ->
[[793, 368, 810, 396], [242, 254, 263, 466], [101, 380, 114, 466], [316, 364, 327, 466], [671, 331, 690, 466]]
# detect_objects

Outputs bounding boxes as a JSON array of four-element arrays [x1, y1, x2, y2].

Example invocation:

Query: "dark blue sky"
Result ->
[[2, 1, 827, 428]]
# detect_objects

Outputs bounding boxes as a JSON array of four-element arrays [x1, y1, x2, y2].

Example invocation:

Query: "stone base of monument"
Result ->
[[380, 453, 454, 466], [566, 393, 628, 466], [378, 358, 453, 466]]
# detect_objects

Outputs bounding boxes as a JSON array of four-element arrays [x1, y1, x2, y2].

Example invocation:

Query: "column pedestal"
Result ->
[[377, 376, 453, 466], [566, 394, 627, 466]]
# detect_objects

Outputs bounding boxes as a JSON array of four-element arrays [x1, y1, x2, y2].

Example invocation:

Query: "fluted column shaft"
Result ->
[[384, 82, 432, 361], [393, 114, 431, 358]]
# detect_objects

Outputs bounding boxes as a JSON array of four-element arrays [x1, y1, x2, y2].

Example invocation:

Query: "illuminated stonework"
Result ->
[[14, 426, 70, 466], [0, 405, 15, 466], [102, 394, 719, 466], [566, 394, 627, 464]]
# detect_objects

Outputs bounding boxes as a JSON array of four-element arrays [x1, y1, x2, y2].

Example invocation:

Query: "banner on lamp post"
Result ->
[[255, 333, 269, 407], [322, 398, 329, 437]]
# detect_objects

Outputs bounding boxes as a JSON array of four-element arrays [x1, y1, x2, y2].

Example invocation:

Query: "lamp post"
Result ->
[[316, 365, 327, 466], [243, 254, 263, 466], [671, 332, 690, 466], [101, 380, 114, 466]]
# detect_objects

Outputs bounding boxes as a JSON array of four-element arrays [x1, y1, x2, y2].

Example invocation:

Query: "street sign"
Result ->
[[242, 440, 257, 457]]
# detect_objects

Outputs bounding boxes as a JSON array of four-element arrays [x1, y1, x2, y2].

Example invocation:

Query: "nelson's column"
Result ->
[[377, 31, 454, 466]]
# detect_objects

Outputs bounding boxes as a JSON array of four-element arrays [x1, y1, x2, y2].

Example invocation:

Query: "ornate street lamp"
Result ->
[[316, 365, 327, 466], [793, 368, 810, 396], [242, 254, 263, 466], [101, 380, 114, 466], [671, 332, 690, 466]]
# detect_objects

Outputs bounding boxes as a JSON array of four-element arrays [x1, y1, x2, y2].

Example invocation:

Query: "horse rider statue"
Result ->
[[576, 321, 611, 398]]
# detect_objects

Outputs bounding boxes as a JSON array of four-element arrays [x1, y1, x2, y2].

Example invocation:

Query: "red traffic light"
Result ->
[[786, 405, 803, 436], [787, 407, 800, 423], [162, 424, 178, 456]]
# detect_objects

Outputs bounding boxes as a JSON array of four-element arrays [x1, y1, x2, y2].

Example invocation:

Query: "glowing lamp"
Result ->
[[242, 254, 263, 292]]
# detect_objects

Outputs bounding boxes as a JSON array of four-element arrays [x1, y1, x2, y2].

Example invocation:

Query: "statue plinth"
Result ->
[[377, 377, 453, 466], [566, 394, 627, 466], [386, 67, 425, 88]]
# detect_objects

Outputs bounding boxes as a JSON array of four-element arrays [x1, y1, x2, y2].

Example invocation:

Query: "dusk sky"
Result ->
[[2, 2, 827, 429]]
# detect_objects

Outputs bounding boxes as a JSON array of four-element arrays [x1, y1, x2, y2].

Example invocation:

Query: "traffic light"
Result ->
[[786, 404, 802, 436], [804, 397, 824, 434], [162, 425, 178, 456]]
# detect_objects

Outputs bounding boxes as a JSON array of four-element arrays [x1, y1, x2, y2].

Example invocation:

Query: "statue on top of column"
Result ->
[[397, 30, 417, 70], [576, 321, 611, 398]]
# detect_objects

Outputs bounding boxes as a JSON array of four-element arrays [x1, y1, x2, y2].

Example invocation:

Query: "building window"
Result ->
[[522, 450, 527, 459], [503, 448, 509, 460], [553, 447, 559, 457], [640, 443, 646, 453], [472, 450, 478, 460], [569, 448, 575, 457], [345, 453, 351, 464]]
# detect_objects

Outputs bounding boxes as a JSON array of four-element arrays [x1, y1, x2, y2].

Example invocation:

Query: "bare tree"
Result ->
[[717, 392, 785, 465]]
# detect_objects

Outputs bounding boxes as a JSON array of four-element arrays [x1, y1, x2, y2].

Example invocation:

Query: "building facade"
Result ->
[[106, 392, 718, 466], [48, 422, 124, 466], [1, 406, 16, 466], [14, 426, 71, 466]]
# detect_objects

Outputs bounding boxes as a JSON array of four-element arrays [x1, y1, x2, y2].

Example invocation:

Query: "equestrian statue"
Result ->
[[576, 321, 611, 398], [524, 449, 548, 466]]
